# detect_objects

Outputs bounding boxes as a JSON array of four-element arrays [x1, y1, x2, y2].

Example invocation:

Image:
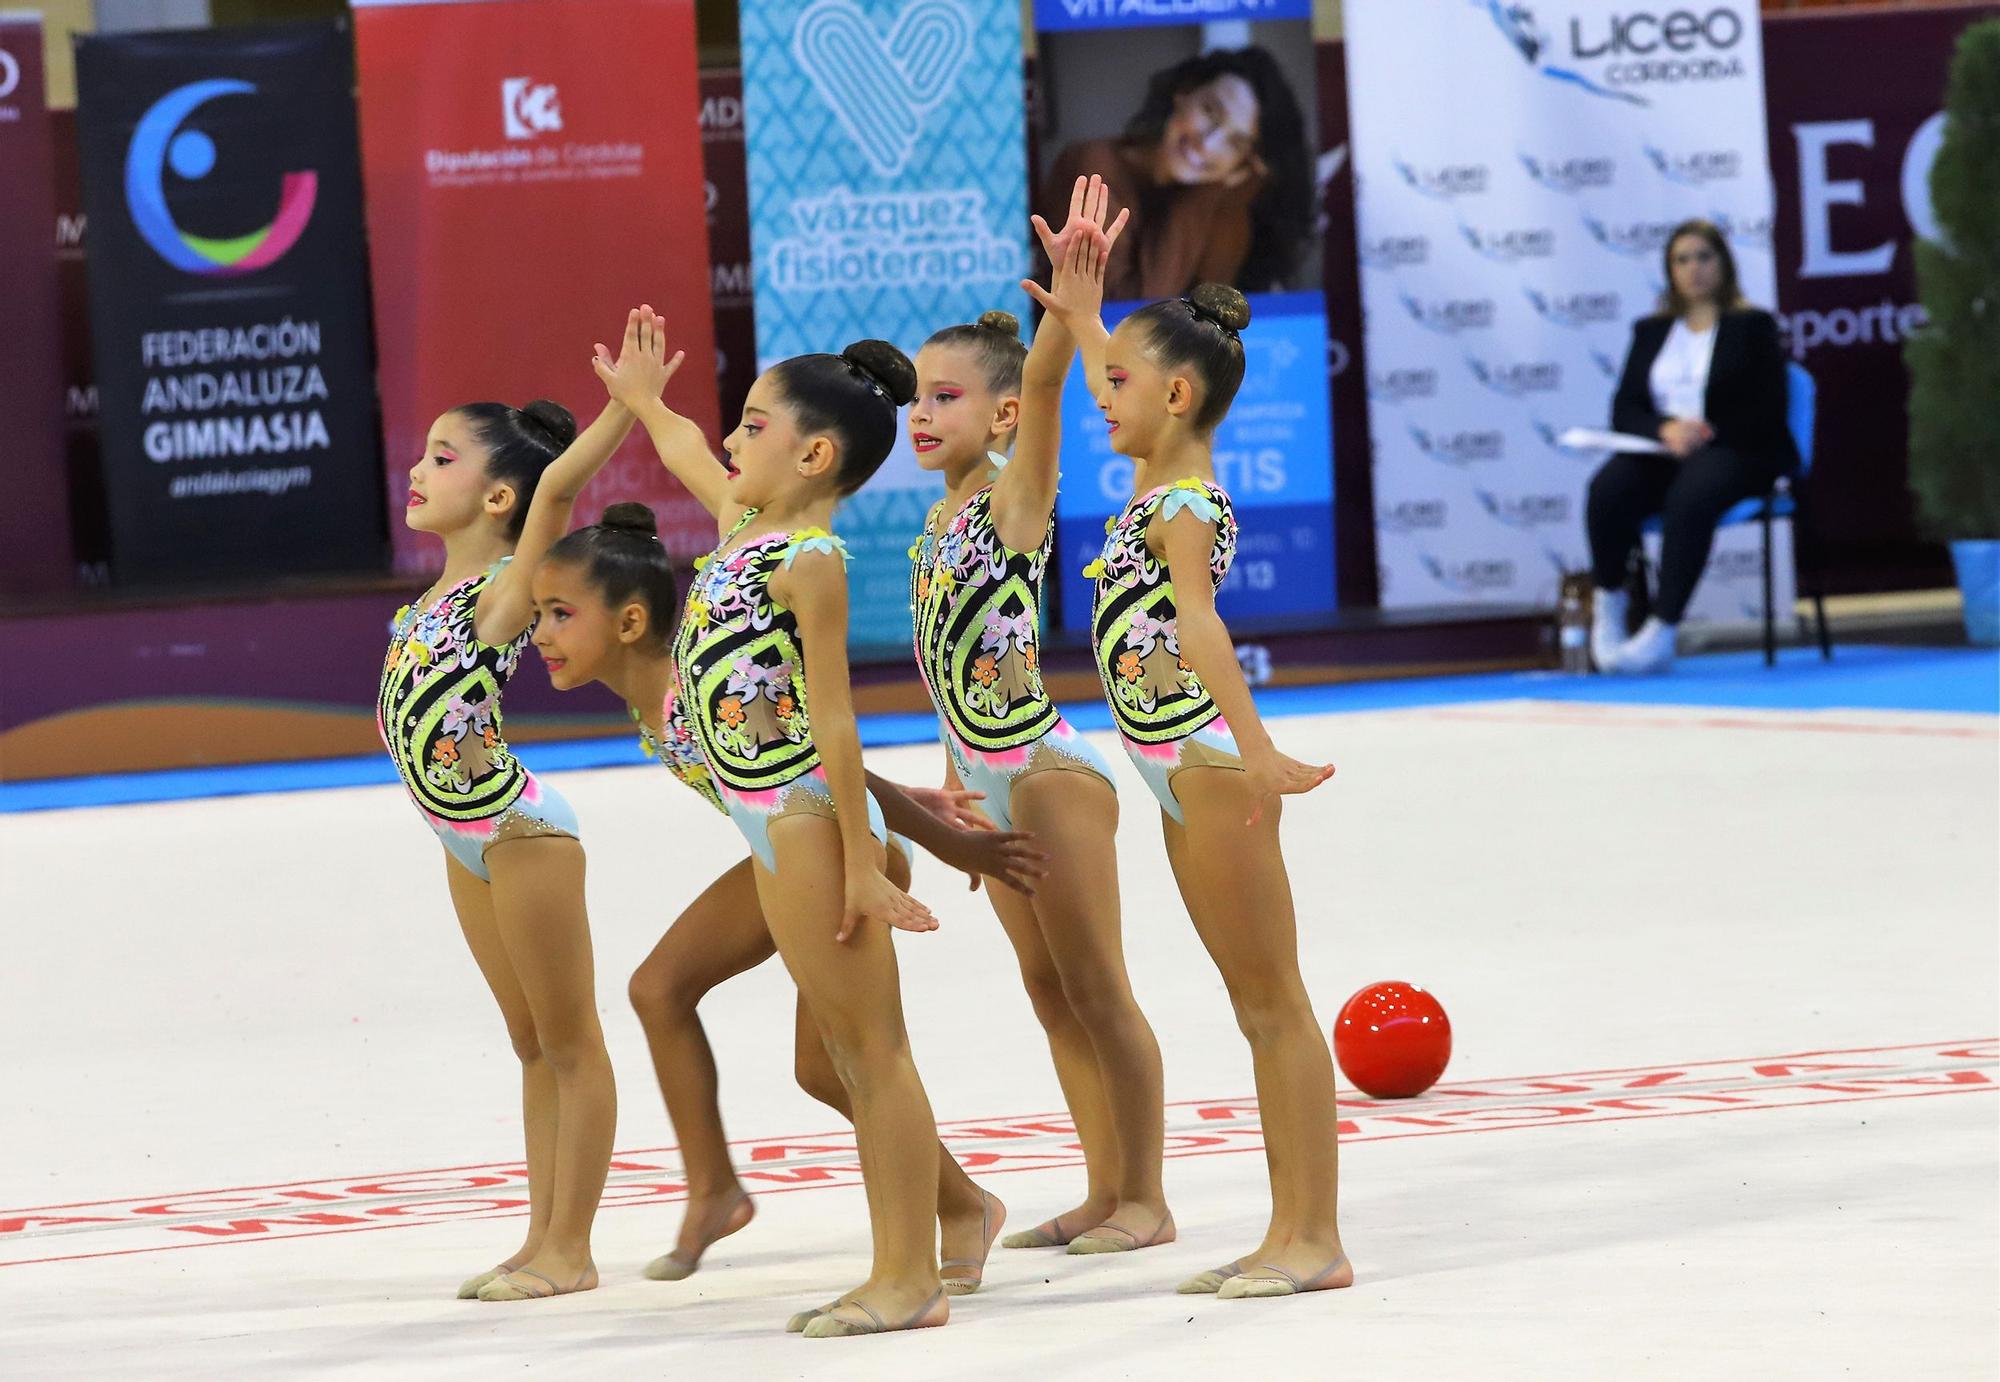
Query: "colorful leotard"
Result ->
[[910, 478, 1112, 831], [377, 559, 577, 879], [638, 668, 909, 864], [1087, 477, 1244, 822], [673, 511, 888, 871], [635, 672, 725, 815]]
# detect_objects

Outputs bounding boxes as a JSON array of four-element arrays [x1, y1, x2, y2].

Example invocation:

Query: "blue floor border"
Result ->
[[4, 645, 1992, 814]]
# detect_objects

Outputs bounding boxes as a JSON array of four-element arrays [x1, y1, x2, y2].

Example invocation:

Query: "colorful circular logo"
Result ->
[[125, 78, 318, 276]]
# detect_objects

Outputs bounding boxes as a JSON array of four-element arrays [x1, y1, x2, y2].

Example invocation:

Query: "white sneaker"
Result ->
[[1589, 588, 1628, 671], [1610, 617, 1677, 675]]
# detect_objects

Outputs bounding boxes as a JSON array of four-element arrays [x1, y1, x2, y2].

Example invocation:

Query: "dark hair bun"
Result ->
[[519, 399, 578, 450], [977, 310, 1021, 338], [600, 501, 659, 539], [1188, 283, 1252, 334], [840, 340, 917, 408]]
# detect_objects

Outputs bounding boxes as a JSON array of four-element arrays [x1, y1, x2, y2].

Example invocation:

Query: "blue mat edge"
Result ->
[[5, 646, 1992, 815]]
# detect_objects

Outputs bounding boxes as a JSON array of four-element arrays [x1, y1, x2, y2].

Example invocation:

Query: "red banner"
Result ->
[[353, 0, 719, 573], [1764, 6, 1998, 591], [0, 17, 72, 593]]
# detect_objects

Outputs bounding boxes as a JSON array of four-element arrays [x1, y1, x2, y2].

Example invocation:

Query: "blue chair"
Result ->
[[1640, 361, 1832, 666]]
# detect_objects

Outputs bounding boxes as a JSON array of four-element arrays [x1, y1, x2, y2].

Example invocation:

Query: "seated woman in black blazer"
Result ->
[[1588, 218, 1798, 673]]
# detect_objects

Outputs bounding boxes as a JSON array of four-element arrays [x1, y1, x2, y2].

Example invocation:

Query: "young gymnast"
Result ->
[[906, 177, 1173, 1255], [528, 501, 1047, 1301], [377, 308, 671, 1301], [596, 310, 961, 1336], [1030, 205, 1353, 1299]]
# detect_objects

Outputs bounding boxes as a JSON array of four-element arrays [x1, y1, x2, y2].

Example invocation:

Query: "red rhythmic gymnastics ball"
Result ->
[[1333, 981, 1452, 1098]]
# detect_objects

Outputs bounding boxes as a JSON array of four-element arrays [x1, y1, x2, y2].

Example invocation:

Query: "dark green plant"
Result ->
[[1907, 18, 2000, 541]]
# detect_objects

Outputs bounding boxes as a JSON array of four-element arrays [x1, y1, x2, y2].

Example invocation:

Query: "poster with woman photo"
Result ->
[[1033, 5, 1336, 630]]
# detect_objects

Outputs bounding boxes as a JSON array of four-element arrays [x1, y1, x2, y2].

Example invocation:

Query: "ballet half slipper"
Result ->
[[1176, 1259, 1245, 1295], [456, 1265, 510, 1300], [1000, 1212, 1087, 1250], [786, 1300, 843, 1333], [1066, 1210, 1176, 1255], [802, 1289, 947, 1339], [1216, 1256, 1352, 1300], [940, 1191, 1007, 1297], [644, 1191, 755, 1281], [476, 1264, 598, 1302]]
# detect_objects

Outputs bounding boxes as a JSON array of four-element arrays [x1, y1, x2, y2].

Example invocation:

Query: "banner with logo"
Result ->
[[1765, 6, 1995, 589], [0, 15, 72, 592], [1347, 0, 1784, 625], [353, 0, 718, 575], [741, 0, 1028, 648], [1035, 9, 1336, 631], [72, 22, 383, 584]]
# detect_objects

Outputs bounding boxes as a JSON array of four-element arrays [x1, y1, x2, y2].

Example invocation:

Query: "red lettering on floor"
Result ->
[[4, 1038, 1985, 1267]]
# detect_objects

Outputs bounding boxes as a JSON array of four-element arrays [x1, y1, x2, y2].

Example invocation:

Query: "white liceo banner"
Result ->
[[1346, 0, 1791, 625]]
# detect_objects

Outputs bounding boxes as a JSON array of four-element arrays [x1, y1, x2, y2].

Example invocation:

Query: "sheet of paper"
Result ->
[[1558, 427, 1669, 455]]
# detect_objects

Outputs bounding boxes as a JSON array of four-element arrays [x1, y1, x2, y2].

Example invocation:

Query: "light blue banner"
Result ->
[[1033, 0, 1312, 33], [742, 0, 1029, 649], [1053, 292, 1336, 628]]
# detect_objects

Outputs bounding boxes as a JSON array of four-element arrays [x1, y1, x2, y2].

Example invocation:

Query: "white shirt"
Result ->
[[1649, 318, 1716, 421]]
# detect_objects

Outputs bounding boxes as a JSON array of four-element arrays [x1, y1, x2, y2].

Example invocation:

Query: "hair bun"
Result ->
[[600, 501, 659, 539], [519, 399, 579, 450], [840, 340, 918, 408], [976, 310, 1022, 339], [1187, 283, 1252, 334]]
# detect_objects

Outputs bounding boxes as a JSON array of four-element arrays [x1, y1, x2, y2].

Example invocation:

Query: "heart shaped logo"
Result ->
[[792, 0, 974, 177]]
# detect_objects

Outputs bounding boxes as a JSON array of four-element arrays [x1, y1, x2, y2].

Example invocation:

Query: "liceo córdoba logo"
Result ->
[[1473, 0, 1646, 107], [125, 79, 317, 276]]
